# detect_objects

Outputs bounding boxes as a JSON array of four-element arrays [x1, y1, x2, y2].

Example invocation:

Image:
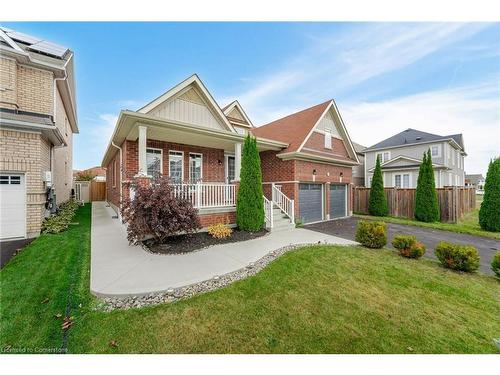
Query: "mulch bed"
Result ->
[[143, 229, 268, 254]]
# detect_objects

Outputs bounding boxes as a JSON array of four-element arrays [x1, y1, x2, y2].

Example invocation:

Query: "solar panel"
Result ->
[[28, 40, 69, 58], [5, 30, 42, 45]]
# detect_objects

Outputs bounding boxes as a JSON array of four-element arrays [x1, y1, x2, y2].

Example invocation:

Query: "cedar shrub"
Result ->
[[236, 135, 265, 231], [415, 150, 440, 222], [355, 220, 387, 248], [491, 251, 500, 279], [121, 177, 201, 245], [368, 154, 388, 216], [434, 241, 480, 272], [479, 158, 500, 232]]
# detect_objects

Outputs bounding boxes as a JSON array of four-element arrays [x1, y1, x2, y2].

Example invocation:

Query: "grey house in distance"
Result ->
[[363, 129, 466, 189]]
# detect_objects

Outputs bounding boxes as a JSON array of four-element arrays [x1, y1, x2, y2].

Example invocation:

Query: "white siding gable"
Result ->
[[147, 87, 227, 131], [315, 110, 341, 138], [227, 107, 245, 122]]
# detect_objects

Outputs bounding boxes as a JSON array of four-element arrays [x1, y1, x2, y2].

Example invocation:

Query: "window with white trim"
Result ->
[[403, 174, 410, 188], [394, 174, 401, 188], [146, 148, 162, 178], [376, 151, 390, 163], [431, 145, 440, 158], [169, 151, 183, 183], [394, 173, 410, 188], [189, 153, 202, 183]]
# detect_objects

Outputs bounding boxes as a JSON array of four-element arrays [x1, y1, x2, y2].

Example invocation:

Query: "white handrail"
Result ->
[[263, 195, 273, 228], [271, 184, 294, 224], [170, 183, 236, 208]]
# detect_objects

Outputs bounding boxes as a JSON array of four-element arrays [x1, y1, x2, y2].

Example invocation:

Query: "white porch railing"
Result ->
[[263, 195, 273, 229], [272, 183, 295, 224], [171, 183, 236, 209]]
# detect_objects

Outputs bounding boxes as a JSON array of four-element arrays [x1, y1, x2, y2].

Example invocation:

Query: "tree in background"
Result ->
[[415, 149, 440, 222], [479, 158, 500, 232], [236, 135, 264, 231], [75, 170, 96, 181], [368, 155, 388, 216]]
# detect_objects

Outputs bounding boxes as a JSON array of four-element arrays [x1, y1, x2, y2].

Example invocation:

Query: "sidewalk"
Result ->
[[91, 201, 356, 297]]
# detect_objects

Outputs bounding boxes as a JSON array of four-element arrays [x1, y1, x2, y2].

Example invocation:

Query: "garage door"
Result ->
[[0, 174, 26, 239], [330, 184, 347, 219], [299, 183, 323, 223]]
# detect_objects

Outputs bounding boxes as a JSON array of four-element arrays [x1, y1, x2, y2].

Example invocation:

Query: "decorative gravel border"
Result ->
[[96, 241, 327, 312]]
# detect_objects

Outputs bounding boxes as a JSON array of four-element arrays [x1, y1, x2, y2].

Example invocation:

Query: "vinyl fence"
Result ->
[[352, 186, 476, 223]]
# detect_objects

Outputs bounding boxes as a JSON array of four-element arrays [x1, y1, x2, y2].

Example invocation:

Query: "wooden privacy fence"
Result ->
[[352, 186, 476, 223], [90, 180, 106, 201]]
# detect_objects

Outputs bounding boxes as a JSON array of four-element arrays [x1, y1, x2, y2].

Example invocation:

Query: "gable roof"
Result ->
[[137, 74, 235, 132], [251, 101, 331, 153], [222, 100, 254, 128], [364, 128, 465, 153]]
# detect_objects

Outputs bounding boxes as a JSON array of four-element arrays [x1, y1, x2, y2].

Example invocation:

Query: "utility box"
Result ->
[[43, 171, 52, 187]]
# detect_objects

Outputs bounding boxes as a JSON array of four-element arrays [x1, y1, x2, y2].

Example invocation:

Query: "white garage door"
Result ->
[[0, 174, 26, 240]]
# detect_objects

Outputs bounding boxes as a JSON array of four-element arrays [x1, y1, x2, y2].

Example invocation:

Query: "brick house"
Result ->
[[0, 27, 78, 240], [102, 74, 359, 228]]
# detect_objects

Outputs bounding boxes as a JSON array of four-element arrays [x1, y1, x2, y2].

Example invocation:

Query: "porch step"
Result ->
[[268, 211, 295, 231]]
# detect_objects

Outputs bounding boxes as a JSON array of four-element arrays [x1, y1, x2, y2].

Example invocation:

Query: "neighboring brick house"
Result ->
[[0, 27, 78, 240], [102, 74, 359, 228], [74, 166, 106, 182]]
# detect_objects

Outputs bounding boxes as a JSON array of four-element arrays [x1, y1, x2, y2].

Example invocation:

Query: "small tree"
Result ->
[[121, 177, 201, 245], [479, 158, 500, 232], [75, 170, 96, 181], [368, 155, 388, 216], [415, 150, 440, 222], [236, 135, 264, 231]]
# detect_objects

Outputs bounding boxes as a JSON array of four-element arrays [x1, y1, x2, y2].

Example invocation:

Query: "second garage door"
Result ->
[[329, 184, 347, 219], [298, 183, 323, 223]]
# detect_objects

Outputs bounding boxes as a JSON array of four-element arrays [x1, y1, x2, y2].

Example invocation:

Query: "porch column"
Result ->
[[234, 142, 242, 181], [137, 125, 148, 176]]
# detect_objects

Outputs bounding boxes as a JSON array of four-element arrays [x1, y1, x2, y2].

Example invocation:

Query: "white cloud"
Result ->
[[340, 83, 500, 175], [225, 23, 491, 125]]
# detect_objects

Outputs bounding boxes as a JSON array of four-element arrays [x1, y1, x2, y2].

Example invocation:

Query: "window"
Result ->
[[324, 128, 332, 149], [189, 153, 202, 183], [146, 148, 162, 177], [226, 156, 235, 183], [394, 173, 410, 188], [234, 127, 246, 135], [169, 151, 183, 183], [376, 151, 390, 163], [394, 174, 402, 188], [431, 145, 440, 157]]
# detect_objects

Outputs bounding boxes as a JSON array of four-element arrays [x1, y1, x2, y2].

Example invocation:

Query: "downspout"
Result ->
[[111, 141, 123, 213], [51, 54, 72, 199]]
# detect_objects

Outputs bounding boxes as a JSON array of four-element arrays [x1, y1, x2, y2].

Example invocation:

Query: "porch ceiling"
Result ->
[[102, 110, 287, 166]]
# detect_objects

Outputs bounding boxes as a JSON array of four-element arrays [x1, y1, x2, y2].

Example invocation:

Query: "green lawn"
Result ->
[[355, 195, 500, 240], [1, 204, 499, 354]]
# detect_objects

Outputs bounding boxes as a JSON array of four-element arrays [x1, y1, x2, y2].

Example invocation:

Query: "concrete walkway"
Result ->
[[91, 201, 356, 297]]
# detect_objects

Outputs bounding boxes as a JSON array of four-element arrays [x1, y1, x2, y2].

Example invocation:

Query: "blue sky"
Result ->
[[3, 22, 499, 174]]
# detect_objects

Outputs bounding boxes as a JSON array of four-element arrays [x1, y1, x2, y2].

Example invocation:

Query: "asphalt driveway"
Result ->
[[304, 217, 500, 275]]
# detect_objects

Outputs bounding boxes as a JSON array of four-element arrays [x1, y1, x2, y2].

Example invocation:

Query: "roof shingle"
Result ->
[[251, 100, 331, 153]]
